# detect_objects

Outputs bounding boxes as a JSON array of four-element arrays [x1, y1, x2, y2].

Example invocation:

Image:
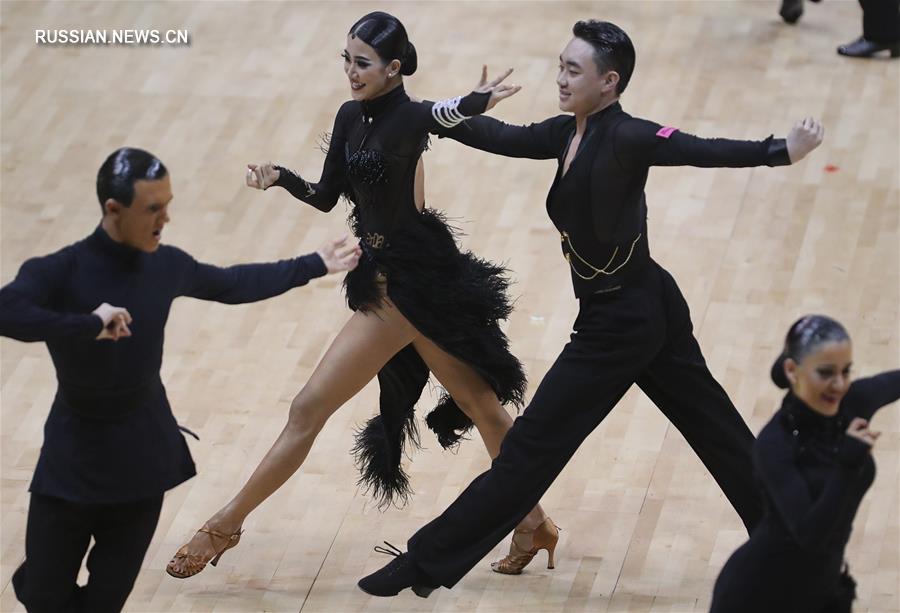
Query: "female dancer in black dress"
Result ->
[[711, 315, 900, 612], [167, 11, 553, 578]]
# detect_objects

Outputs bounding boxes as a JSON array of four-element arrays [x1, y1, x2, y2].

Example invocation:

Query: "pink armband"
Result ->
[[656, 126, 678, 139]]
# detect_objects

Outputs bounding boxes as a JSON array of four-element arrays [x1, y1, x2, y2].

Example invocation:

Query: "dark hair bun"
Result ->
[[401, 41, 417, 76], [770, 352, 790, 389], [349, 12, 416, 77]]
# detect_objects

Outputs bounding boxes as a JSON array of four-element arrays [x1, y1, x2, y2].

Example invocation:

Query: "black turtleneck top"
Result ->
[[438, 103, 792, 297], [754, 371, 900, 552], [712, 370, 900, 611], [270, 85, 489, 243], [0, 226, 327, 503]]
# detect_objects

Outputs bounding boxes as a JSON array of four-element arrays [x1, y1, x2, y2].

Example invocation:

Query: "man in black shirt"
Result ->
[[358, 20, 824, 596], [0, 147, 360, 612]]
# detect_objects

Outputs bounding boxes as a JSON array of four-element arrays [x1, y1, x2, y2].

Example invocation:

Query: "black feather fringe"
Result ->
[[350, 344, 429, 509], [350, 415, 415, 510], [425, 392, 474, 450], [346, 208, 527, 506]]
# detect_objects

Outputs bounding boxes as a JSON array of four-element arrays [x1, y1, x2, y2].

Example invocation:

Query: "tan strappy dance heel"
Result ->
[[491, 517, 560, 575], [166, 524, 243, 579]]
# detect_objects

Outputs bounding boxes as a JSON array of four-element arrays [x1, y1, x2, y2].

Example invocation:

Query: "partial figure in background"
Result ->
[[711, 315, 900, 613], [779, 0, 899, 58]]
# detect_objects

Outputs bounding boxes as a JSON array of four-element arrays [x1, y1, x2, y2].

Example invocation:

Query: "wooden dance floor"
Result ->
[[1, 1, 897, 611]]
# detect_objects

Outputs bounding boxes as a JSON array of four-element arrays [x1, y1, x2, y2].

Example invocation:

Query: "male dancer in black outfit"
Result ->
[[0, 147, 360, 612], [358, 20, 824, 597]]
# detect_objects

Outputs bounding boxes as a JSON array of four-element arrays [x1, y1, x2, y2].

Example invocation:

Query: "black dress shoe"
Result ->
[[779, 0, 803, 24], [357, 543, 439, 598], [837, 37, 900, 58]]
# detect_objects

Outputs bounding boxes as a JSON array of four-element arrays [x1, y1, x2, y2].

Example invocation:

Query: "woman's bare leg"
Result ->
[[171, 301, 417, 567], [411, 335, 548, 531]]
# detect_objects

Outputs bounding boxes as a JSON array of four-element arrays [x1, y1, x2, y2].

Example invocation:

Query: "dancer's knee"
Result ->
[[286, 389, 333, 433], [454, 388, 512, 429]]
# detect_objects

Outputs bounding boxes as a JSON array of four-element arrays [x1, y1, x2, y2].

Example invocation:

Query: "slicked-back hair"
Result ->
[[770, 315, 851, 389], [96, 147, 167, 212], [349, 11, 417, 76]]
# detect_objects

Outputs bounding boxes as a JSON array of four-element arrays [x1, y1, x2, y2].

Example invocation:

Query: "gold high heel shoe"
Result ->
[[491, 517, 560, 575], [166, 524, 243, 579]]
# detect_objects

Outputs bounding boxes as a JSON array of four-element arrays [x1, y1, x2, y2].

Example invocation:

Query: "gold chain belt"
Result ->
[[561, 231, 642, 280]]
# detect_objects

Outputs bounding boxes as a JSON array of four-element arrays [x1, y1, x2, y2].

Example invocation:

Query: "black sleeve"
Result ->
[[842, 370, 900, 421], [0, 255, 102, 342], [174, 248, 328, 303], [268, 102, 354, 212], [754, 426, 871, 549], [434, 113, 567, 160], [613, 117, 792, 170]]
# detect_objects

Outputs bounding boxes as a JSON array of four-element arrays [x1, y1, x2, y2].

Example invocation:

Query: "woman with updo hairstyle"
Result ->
[[711, 315, 899, 612], [168, 11, 557, 579]]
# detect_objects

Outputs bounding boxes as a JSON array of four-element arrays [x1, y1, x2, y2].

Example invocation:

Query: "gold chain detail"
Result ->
[[561, 231, 642, 280]]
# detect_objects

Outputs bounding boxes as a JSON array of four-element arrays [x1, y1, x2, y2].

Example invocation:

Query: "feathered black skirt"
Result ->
[[343, 208, 527, 508]]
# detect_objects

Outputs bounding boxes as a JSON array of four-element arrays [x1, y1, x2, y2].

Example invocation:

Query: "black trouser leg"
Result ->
[[408, 273, 667, 587], [818, 596, 854, 613], [81, 495, 163, 613], [635, 268, 761, 532], [12, 493, 163, 613], [860, 0, 900, 42], [12, 494, 92, 613]]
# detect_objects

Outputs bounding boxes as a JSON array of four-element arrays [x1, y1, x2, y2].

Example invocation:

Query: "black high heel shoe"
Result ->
[[837, 37, 900, 58]]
